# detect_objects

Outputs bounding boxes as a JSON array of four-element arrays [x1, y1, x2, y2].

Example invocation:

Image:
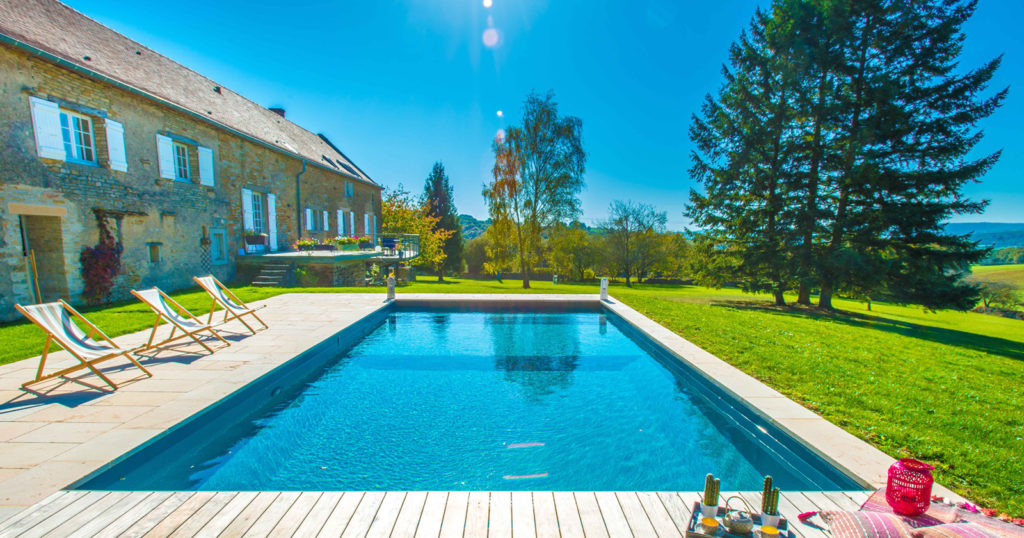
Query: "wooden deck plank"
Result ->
[[242, 491, 300, 538], [20, 491, 110, 538], [293, 491, 342, 537], [140, 491, 214, 538], [118, 491, 196, 538], [340, 491, 385, 538], [842, 491, 870, 508], [822, 491, 860, 511], [489, 491, 512, 538], [0, 491, 76, 535], [616, 492, 657, 538], [318, 491, 364, 538], [217, 492, 280, 538], [438, 491, 469, 538], [42, 491, 126, 538], [464, 491, 490, 538], [511, 491, 536, 538], [365, 491, 406, 538], [593, 492, 631, 538], [531, 492, 559, 538], [268, 491, 323, 537], [170, 491, 238, 538], [777, 492, 827, 538], [552, 491, 584, 538], [194, 491, 258, 538], [65, 492, 151, 538], [573, 492, 608, 538], [796, 491, 840, 511], [637, 491, 683, 538], [391, 491, 428, 538], [658, 492, 694, 533], [415, 491, 448, 538], [92, 492, 175, 538]]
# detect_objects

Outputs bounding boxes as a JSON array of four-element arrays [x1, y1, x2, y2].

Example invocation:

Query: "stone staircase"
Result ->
[[252, 263, 289, 287]]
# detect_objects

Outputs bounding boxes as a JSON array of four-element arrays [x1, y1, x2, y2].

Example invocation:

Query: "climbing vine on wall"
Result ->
[[80, 211, 123, 304]]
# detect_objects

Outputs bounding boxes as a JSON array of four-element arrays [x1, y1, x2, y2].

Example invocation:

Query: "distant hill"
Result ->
[[945, 222, 1024, 248], [459, 214, 492, 241]]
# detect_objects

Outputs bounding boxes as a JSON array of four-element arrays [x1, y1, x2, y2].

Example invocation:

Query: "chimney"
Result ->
[[268, 107, 285, 118]]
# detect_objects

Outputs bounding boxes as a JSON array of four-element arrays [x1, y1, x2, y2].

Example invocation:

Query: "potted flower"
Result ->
[[295, 238, 317, 252], [761, 476, 781, 528], [312, 239, 335, 251], [244, 230, 268, 246], [334, 236, 359, 251], [357, 235, 374, 249], [701, 474, 721, 518]]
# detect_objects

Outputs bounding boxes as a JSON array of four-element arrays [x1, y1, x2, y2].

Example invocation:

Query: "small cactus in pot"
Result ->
[[701, 474, 721, 517], [761, 476, 782, 527]]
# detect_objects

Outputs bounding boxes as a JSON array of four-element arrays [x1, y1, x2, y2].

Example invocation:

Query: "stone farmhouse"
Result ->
[[0, 0, 384, 321]]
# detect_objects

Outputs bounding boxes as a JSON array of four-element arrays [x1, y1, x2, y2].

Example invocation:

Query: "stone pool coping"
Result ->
[[0, 292, 960, 523]]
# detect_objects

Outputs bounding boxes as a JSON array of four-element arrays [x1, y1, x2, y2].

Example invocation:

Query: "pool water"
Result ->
[[81, 306, 861, 491]]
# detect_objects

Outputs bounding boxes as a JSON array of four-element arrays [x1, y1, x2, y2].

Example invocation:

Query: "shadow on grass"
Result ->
[[716, 300, 1024, 362]]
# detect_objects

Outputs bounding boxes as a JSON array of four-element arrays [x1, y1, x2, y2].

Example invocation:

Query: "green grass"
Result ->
[[2, 278, 1022, 515], [971, 263, 1024, 288]]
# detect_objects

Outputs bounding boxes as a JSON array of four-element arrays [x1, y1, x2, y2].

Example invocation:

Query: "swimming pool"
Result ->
[[79, 302, 862, 491]]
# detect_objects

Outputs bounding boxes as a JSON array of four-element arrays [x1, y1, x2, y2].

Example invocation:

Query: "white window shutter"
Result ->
[[156, 134, 174, 179], [305, 208, 313, 231], [349, 212, 355, 237], [322, 211, 329, 232], [364, 213, 370, 235], [28, 96, 65, 160], [373, 215, 377, 240], [241, 188, 254, 233], [104, 119, 128, 171], [336, 209, 344, 234], [267, 194, 278, 251], [197, 146, 214, 186]]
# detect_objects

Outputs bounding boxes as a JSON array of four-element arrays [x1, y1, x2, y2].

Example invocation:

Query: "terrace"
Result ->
[[0, 292, 970, 536]]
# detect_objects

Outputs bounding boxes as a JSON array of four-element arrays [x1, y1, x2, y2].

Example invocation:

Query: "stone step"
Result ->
[[260, 270, 287, 275], [252, 280, 280, 286]]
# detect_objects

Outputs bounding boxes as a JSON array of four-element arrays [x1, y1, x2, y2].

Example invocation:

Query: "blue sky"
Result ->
[[68, 0, 1022, 230]]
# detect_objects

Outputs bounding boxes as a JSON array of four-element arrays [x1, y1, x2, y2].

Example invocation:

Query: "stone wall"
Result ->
[[0, 45, 381, 321]]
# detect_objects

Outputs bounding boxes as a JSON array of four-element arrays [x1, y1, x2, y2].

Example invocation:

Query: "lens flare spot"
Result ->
[[482, 28, 499, 48], [496, 110, 503, 118], [482, 0, 492, 7]]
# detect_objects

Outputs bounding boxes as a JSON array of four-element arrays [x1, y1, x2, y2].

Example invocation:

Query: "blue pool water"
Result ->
[[81, 305, 861, 491]]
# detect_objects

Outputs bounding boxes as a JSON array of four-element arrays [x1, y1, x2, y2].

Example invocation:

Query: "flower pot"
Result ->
[[359, 242, 373, 249], [313, 244, 335, 251], [244, 235, 266, 246], [700, 503, 718, 518], [341, 244, 358, 251], [297, 244, 314, 252], [761, 513, 781, 528]]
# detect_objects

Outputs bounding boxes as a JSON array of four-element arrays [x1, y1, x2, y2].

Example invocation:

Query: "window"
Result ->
[[251, 191, 265, 233], [345, 181, 354, 197], [172, 142, 190, 181], [148, 243, 161, 263], [210, 229, 227, 264], [59, 110, 96, 163]]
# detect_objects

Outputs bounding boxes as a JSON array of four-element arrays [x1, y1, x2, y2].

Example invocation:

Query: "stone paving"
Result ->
[[0, 292, 962, 526]]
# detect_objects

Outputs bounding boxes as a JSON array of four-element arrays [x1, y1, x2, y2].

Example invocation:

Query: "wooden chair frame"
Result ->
[[15, 300, 152, 391], [193, 275, 268, 335], [131, 288, 231, 354]]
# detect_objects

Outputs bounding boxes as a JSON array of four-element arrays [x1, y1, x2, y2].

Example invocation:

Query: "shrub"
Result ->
[[80, 212, 123, 304]]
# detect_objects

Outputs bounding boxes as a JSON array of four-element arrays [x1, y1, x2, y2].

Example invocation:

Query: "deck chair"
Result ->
[[131, 287, 231, 354], [14, 300, 152, 390], [193, 275, 268, 334]]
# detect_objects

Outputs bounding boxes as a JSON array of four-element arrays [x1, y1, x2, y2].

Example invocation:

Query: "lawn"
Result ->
[[2, 278, 1022, 516], [971, 263, 1024, 289]]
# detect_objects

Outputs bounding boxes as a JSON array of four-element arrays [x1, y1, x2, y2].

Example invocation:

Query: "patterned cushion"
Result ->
[[911, 523, 1000, 538], [819, 511, 915, 538], [860, 488, 960, 526]]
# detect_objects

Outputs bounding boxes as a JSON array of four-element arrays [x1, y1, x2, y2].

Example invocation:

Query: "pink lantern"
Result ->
[[886, 459, 934, 516]]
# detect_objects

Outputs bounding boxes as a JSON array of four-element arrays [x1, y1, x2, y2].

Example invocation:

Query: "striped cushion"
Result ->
[[819, 511, 915, 538], [911, 523, 1000, 538]]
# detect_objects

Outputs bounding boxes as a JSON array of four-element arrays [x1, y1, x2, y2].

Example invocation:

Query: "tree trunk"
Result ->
[[521, 260, 530, 289], [798, 284, 810, 305], [438, 274, 444, 282], [625, 274, 631, 287], [774, 289, 786, 306], [818, 284, 834, 310]]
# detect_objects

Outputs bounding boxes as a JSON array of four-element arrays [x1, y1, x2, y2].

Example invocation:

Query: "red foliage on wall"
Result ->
[[80, 211, 123, 304]]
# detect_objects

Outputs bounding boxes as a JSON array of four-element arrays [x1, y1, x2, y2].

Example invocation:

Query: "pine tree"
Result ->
[[423, 162, 464, 281], [687, 4, 803, 305]]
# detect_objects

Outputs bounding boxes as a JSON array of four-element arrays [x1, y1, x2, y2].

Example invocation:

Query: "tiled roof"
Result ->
[[0, 0, 377, 186]]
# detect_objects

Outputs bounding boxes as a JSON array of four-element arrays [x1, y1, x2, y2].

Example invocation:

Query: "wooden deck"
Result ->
[[0, 489, 868, 537]]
